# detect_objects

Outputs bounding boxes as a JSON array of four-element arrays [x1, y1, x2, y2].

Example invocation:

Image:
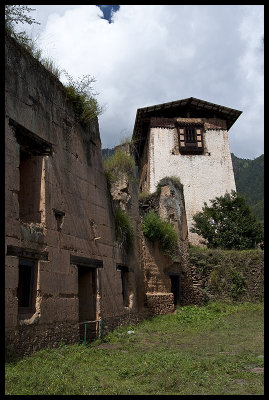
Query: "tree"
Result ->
[[190, 191, 263, 250], [5, 5, 40, 45]]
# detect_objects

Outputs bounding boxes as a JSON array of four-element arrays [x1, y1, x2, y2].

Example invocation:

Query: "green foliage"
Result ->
[[229, 267, 246, 301], [189, 245, 264, 302], [231, 153, 264, 222], [142, 211, 178, 258], [138, 176, 182, 206], [114, 207, 134, 250], [63, 73, 104, 126], [104, 150, 136, 184], [191, 190, 263, 250], [5, 6, 61, 78], [251, 199, 264, 223], [5, 5, 40, 44], [209, 269, 221, 293], [138, 191, 151, 201]]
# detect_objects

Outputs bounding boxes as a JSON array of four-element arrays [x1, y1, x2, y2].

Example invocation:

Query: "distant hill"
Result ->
[[231, 153, 264, 222], [102, 148, 114, 159]]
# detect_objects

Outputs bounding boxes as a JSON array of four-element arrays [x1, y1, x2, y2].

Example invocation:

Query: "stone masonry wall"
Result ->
[[5, 33, 144, 355], [189, 247, 264, 304]]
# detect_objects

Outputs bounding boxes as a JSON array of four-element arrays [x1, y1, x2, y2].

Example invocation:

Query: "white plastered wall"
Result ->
[[149, 127, 236, 245]]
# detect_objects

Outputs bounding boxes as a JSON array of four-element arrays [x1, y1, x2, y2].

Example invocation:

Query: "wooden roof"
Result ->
[[132, 97, 242, 163]]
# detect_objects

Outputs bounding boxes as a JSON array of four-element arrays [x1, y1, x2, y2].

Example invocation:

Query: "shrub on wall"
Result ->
[[63, 73, 105, 126], [114, 207, 134, 251], [104, 150, 136, 185], [142, 211, 178, 259], [189, 245, 264, 302]]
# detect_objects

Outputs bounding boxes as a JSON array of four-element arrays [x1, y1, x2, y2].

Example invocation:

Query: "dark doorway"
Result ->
[[77, 266, 97, 340], [17, 259, 36, 313], [117, 265, 129, 307], [169, 274, 180, 306]]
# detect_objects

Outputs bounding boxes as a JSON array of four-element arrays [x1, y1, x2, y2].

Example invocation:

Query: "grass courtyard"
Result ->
[[5, 301, 264, 395]]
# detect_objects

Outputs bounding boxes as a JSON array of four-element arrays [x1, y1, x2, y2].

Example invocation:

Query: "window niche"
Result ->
[[178, 125, 204, 154], [19, 149, 43, 223], [9, 119, 52, 224]]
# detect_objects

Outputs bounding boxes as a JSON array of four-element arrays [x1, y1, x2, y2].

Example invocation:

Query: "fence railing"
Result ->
[[78, 318, 104, 346]]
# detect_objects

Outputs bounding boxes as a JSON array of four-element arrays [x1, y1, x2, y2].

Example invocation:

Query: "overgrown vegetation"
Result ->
[[5, 5, 104, 123], [189, 245, 264, 303], [158, 176, 183, 191], [114, 207, 134, 250], [5, 5, 39, 46], [5, 5, 61, 78], [191, 190, 263, 250], [104, 150, 136, 184], [5, 301, 264, 395], [63, 72, 105, 126], [142, 211, 178, 258], [138, 176, 182, 204]]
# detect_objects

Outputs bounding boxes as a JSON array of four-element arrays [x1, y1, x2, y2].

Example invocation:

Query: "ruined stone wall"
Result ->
[[189, 247, 264, 304], [147, 121, 236, 245], [139, 178, 197, 315], [106, 144, 147, 324], [5, 34, 144, 355]]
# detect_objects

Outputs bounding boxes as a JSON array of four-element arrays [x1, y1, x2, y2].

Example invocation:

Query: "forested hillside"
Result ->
[[102, 148, 114, 159], [231, 153, 264, 222]]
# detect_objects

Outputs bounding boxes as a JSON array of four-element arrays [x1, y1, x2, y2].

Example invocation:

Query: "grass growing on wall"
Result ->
[[189, 245, 264, 303], [138, 176, 183, 204], [104, 150, 136, 184], [142, 211, 178, 259], [63, 72, 105, 126], [114, 207, 134, 250]]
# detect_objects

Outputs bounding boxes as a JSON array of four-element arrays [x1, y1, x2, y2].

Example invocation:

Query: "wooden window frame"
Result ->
[[178, 125, 204, 154]]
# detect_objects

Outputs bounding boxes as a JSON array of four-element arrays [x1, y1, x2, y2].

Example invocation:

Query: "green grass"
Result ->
[[103, 150, 136, 184], [5, 301, 264, 395], [114, 207, 134, 250]]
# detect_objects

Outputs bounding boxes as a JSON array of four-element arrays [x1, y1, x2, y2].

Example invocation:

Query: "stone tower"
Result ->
[[132, 97, 242, 244]]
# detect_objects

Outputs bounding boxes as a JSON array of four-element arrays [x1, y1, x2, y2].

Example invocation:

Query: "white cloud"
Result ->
[[25, 5, 263, 158]]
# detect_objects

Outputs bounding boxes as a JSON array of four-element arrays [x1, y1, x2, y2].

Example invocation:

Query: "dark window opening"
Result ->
[[185, 128, 196, 143], [17, 259, 35, 312], [19, 148, 43, 223]]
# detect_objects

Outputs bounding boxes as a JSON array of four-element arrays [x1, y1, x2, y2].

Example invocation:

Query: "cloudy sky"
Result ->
[[19, 5, 263, 159]]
